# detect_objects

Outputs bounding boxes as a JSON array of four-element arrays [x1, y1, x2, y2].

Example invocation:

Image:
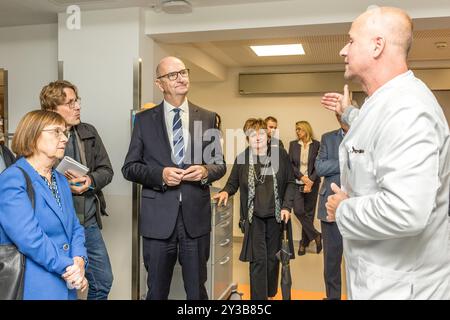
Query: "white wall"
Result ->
[[189, 67, 341, 240], [58, 7, 152, 300], [0, 24, 57, 132]]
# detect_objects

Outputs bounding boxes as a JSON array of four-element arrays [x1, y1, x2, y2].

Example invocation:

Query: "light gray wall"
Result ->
[[58, 7, 152, 300]]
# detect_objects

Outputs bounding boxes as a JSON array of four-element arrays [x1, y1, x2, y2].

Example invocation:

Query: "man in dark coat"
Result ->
[[122, 56, 226, 300], [40, 80, 114, 300]]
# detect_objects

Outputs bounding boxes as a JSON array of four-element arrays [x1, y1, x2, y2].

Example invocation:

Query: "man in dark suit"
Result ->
[[122, 56, 226, 300], [315, 113, 348, 300]]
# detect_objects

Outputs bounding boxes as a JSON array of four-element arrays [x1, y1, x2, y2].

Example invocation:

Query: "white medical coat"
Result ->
[[337, 71, 450, 300]]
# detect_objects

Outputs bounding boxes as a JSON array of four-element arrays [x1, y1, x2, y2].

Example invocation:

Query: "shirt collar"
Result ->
[[364, 70, 413, 107], [298, 139, 312, 147], [164, 98, 189, 115]]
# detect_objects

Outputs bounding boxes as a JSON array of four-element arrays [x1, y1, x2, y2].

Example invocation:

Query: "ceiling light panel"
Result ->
[[250, 44, 305, 56]]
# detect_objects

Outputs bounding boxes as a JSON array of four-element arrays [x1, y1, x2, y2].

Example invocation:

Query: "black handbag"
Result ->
[[0, 167, 34, 300]]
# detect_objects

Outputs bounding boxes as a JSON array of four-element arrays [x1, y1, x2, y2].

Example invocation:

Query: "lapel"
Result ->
[[336, 130, 344, 144], [152, 103, 174, 165], [17, 158, 71, 238], [333, 130, 343, 154], [294, 142, 301, 163], [307, 141, 314, 162]]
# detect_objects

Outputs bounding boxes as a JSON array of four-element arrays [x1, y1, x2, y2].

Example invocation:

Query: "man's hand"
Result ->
[[65, 170, 92, 195], [325, 183, 349, 222], [280, 209, 291, 223], [213, 191, 229, 207], [321, 84, 351, 115], [162, 167, 184, 186], [182, 165, 207, 182]]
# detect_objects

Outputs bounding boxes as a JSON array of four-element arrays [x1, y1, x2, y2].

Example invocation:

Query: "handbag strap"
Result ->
[[16, 167, 35, 210]]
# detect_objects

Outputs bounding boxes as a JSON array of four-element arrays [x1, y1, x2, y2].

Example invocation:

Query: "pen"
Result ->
[[70, 182, 95, 190]]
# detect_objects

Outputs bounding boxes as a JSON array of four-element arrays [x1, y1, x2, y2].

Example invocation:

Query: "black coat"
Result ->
[[222, 146, 296, 261], [0, 144, 16, 168], [73, 122, 114, 229], [122, 102, 226, 239]]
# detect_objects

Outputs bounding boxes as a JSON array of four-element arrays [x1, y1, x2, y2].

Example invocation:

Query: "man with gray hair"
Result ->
[[321, 7, 450, 299]]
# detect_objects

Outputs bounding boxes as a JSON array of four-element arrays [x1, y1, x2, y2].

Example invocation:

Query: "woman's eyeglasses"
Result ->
[[42, 128, 70, 139]]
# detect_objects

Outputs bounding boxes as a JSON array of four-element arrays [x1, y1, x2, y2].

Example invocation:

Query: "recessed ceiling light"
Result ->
[[250, 44, 305, 57]]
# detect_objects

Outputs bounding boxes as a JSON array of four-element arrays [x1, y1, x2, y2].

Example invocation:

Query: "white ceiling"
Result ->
[[1, 0, 449, 69], [178, 28, 450, 68], [0, 0, 291, 27]]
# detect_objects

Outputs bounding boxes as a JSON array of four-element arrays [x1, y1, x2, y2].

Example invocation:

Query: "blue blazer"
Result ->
[[0, 157, 87, 300], [315, 129, 344, 221]]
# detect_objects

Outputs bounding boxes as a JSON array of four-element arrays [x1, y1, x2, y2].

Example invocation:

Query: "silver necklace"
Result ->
[[253, 155, 270, 184]]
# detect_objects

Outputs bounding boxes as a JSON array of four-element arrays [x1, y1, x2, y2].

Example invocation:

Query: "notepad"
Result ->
[[56, 156, 89, 177]]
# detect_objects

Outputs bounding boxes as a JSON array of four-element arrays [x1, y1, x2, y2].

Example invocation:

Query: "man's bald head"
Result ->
[[156, 56, 185, 78], [355, 6, 413, 57]]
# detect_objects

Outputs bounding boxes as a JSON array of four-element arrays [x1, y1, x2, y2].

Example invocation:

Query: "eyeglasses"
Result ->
[[63, 98, 81, 110], [157, 69, 190, 81], [42, 128, 70, 139]]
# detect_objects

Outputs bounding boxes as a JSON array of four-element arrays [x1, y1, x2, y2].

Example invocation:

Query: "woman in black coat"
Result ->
[[214, 118, 295, 300], [288, 120, 321, 256]]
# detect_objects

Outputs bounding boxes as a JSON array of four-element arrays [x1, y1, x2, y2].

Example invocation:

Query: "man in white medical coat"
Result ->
[[321, 7, 450, 299]]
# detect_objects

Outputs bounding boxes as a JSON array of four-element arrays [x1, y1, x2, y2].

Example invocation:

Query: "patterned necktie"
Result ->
[[172, 108, 184, 167]]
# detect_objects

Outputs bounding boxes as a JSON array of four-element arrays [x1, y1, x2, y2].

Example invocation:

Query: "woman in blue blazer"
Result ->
[[0, 110, 88, 300]]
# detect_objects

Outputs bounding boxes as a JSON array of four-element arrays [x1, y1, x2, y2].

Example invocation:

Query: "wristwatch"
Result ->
[[200, 166, 209, 185], [80, 255, 88, 267]]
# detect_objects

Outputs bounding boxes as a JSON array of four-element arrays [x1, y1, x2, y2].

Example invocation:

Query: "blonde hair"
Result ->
[[295, 120, 314, 141], [40, 80, 79, 111], [12, 110, 66, 157]]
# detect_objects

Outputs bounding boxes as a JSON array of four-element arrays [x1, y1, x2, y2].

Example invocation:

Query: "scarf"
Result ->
[[247, 149, 281, 224]]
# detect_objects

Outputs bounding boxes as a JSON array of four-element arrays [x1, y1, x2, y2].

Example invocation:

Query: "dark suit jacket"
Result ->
[[122, 101, 226, 239], [1, 144, 16, 168], [71, 123, 114, 229], [315, 129, 343, 221], [288, 139, 320, 183]]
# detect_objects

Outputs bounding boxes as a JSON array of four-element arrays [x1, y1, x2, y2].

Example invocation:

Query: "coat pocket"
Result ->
[[141, 188, 157, 199], [354, 257, 413, 300]]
